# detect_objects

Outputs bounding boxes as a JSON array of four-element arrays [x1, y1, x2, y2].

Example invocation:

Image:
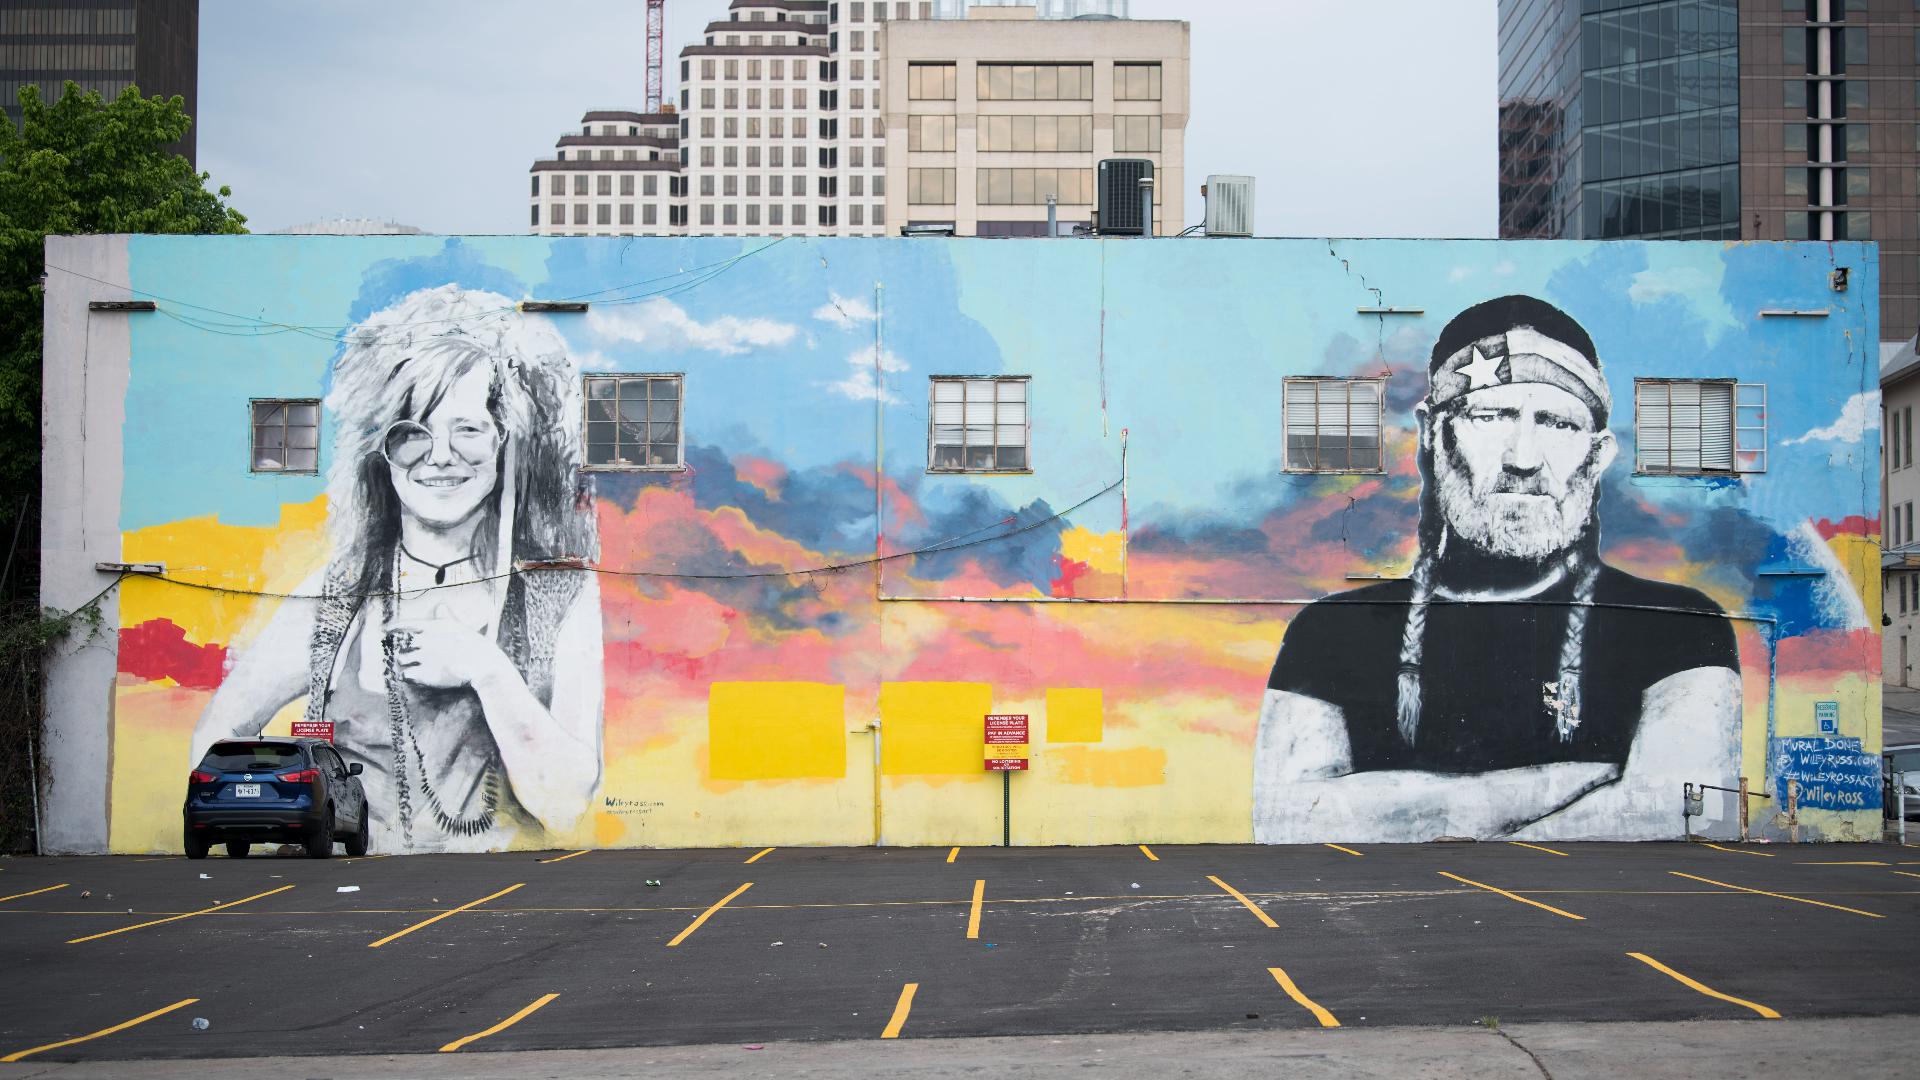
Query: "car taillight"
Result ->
[[189, 769, 218, 783], [278, 768, 320, 784]]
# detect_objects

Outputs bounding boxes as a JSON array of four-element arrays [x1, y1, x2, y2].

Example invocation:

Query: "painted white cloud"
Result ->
[[1782, 391, 1880, 446], [812, 291, 877, 329], [587, 297, 797, 356], [826, 343, 907, 403], [1624, 256, 1739, 344]]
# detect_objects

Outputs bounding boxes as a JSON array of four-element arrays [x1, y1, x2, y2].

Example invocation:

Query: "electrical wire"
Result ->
[[115, 478, 1122, 601]]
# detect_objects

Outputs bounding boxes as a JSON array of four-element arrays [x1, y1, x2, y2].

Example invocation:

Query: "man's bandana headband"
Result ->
[[1427, 327, 1611, 425]]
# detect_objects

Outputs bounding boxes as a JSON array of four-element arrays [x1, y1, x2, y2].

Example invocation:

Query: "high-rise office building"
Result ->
[[529, 0, 1185, 238], [0, 0, 199, 165], [1497, 0, 1918, 345]]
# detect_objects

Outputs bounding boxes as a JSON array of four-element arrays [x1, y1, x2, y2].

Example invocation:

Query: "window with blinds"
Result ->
[[1634, 380, 1767, 474], [1283, 378, 1384, 473], [929, 377, 1029, 472]]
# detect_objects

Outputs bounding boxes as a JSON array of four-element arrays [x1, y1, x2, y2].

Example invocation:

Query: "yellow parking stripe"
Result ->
[[1324, 844, 1363, 857], [966, 879, 985, 939], [68, 885, 295, 944], [1627, 953, 1779, 1019], [666, 882, 754, 947], [880, 982, 918, 1038], [1892, 870, 1920, 881], [439, 993, 559, 1052], [0, 884, 67, 904], [1139, 845, 1159, 861], [1509, 842, 1570, 857], [1207, 875, 1279, 929], [1669, 872, 1883, 918], [744, 847, 775, 864], [1797, 861, 1886, 866], [2, 998, 199, 1062], [367, 884, 525, 948], [1438, 872, 1584, 920], [539, 850, 588, 864], [1268, 967, 1339, 1027], [946, 847, 959, 864], [1696, 842, 1774, 857]]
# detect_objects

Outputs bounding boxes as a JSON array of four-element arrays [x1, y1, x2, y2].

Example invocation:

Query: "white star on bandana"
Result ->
[[1459, 344, 1504, 390]]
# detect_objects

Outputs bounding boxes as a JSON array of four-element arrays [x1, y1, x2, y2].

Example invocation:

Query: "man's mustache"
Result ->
[[1491, 469, 1553, 496]]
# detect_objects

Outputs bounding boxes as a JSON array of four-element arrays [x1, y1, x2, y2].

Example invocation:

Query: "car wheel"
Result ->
[[306, 811, 336, 859], [184, 831, 209, 860], [343, 817, 369, 857], [226, 841, 250, 858]]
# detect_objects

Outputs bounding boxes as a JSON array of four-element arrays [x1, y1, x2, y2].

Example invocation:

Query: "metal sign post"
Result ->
[[984, 714, 1029, 848]]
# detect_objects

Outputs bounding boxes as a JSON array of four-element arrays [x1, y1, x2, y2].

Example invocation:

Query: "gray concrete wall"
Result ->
[[38, 234, 131, 854]]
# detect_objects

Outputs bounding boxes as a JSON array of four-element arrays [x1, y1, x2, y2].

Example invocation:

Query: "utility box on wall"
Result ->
[[1204, 175, 1255, 238]]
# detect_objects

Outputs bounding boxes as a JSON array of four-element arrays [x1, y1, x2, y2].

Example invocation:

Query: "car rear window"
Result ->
[[202, 743, 304, 771]]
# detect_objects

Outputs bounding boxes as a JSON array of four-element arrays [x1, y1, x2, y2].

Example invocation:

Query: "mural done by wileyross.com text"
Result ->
[[58, 235, 1881, 854]]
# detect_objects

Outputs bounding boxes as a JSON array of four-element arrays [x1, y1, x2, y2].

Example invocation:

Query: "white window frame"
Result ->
[[1633, 378, 1767, 475], [582, 373, 685, 471], [928, 376, 1030, 474], [250, 398, 320, 474], [1282, 377, 1385, 474]]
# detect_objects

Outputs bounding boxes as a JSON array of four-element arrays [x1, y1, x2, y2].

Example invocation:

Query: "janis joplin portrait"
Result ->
[[191, 285, 605, 852]]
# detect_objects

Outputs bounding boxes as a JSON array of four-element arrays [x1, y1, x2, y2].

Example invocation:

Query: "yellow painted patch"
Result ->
[[1050, 745, 1167, 787], [1046, 687, 1103, 742], [1058, 527, 1124, 576], [708, 681, 846, 780], [119, 497, 328, 646], [880, 681, 993, 775], [1826, 532, 1880, 626], [985, 743, 1029, 759]]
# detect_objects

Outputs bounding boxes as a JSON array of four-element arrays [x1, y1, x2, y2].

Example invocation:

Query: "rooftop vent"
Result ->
[[1203, 175, 1255, 238]]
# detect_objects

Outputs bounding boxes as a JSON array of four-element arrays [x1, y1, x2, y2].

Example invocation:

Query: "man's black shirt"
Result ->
[[1267, 565, 1738, 774]]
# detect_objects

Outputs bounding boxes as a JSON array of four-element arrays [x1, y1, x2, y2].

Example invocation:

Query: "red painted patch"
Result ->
[[1050, 556, 1092, 598], [119, 620, 227, 690], [1812, 515, 1877, 540], [1777, 627, 1880, 680]]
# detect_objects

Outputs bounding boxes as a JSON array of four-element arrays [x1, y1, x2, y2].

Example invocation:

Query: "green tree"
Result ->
[[0, 81, 246, 539]]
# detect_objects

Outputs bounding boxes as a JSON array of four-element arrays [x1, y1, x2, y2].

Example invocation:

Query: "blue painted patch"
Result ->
[[1772, 736, 1881, 811]]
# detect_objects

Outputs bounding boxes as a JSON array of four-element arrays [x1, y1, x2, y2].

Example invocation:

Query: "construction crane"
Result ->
[[646, 0, 667, 114]]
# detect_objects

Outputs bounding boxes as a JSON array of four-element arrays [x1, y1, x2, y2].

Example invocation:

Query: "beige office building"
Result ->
[[881, 6, 1187, 236]]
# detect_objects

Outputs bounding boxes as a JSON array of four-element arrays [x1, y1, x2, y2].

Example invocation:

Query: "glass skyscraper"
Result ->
[[1500, 0, 1920, 343], [0, 0, 199, 165]]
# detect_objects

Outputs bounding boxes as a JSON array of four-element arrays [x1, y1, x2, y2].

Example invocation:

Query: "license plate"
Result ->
[[234, 783, 261, 798]]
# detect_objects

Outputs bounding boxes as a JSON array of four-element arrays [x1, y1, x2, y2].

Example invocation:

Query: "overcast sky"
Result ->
[[199, 0, 1495, 237]]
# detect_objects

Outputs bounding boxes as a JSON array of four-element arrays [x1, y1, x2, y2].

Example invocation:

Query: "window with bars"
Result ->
[[929, 377, 1029, 472], [1282, 378, 1383, 473], [1633, 380, 1767, 474], [251, 400, 319, 473], [584, 375, 683, 469]]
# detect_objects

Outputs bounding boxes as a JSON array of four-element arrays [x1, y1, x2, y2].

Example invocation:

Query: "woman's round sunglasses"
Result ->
[[379, 420, 501, 470]]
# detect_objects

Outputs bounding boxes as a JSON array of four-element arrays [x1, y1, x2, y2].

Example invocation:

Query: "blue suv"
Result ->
[[184, 738, 370, 859]]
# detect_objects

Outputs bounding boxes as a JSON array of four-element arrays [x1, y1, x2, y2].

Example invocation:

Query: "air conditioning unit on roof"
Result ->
[[1204, 175, 1255, 238]]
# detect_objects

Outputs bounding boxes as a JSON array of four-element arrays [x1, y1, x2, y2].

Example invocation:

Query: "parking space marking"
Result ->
[[744, 847, 775, 864], [1668, 872, 1883, 918], [1206, 875, 1278, 929], [947, 847, 959, 864], [1509, 842, 1570, 857], [1438, 872, 1585, 920], [666, 882, 754, 947], [368, 883, 526, 948], [880, 982, 918, 1039], [1, 884, 67, 904], [1267, 967, 1340, 1028], [1797, 861, 1886, 866], [439, 993, 560, 1052], [1892, 871, 1920, 881], [966, 879, 985, 939], [1696, 843, 1775, 857], [1626, 952, 1779, 1019], [1324, 844, 1363, 857], [1, 998, 200, 1062], [539, 851, 589, 864], [1139, 845, 1159, 861], [341, 854, 392, 864], [67, 885, 296, 944]]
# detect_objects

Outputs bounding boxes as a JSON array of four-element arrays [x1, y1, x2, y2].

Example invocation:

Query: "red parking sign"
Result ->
[[985, 714, 1028, 771]]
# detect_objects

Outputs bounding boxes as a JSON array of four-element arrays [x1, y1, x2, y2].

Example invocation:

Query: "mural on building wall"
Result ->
[[1252, 296, 1739, 842], [83, 235, 1883, 853], [190, 287, 604, 852]]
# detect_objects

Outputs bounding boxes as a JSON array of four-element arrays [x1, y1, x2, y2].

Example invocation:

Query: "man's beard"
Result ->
[[1433, 438, 1602, 563]]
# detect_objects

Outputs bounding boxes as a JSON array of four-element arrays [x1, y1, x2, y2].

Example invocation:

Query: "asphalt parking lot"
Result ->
[[0, 840, 1917, 1064]]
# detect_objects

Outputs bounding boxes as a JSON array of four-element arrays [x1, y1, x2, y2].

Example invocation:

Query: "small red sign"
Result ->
[[986, 757, 1029, 772], [291, 720, 334, 741], [984, 714, 1029, 745]]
